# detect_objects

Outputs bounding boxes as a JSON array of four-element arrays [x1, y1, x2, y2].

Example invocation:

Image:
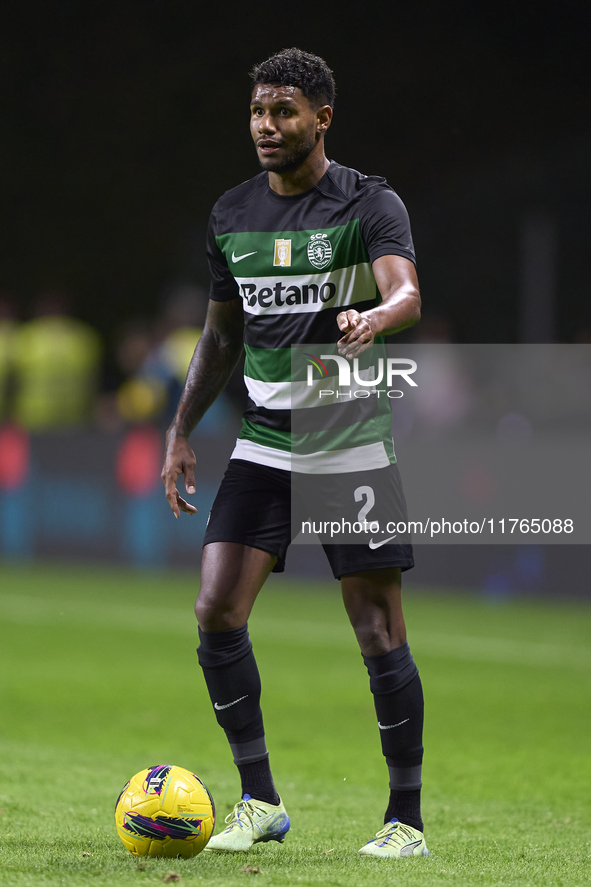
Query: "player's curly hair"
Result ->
[[250, 48, 336, 109]]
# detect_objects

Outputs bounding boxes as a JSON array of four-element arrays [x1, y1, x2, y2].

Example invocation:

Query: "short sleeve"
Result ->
[[358, 187, 416, 266], [206, 211, 241, 302]]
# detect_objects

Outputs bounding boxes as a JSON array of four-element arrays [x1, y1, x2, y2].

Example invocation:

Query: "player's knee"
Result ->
[[194, 595, 222, 630], [354, 624, 395, 657], [194, 594, 245, 632], [349, 610, 407, 656]]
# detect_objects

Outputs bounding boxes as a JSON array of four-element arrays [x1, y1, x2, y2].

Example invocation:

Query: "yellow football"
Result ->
[[115, 765, 215, 858]]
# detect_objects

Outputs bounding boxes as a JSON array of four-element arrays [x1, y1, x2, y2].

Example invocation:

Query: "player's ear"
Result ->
[[316, 104, 333, 134]]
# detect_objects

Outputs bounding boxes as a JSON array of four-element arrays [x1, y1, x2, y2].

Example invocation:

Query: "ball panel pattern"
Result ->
[[115, 765, 215, 858]]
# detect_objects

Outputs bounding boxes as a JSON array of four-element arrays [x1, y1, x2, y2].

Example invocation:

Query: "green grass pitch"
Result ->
[[0, 562, 589, 886]]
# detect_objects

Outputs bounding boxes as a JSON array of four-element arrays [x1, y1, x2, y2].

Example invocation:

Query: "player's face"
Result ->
[[250, 85, 320, 173]]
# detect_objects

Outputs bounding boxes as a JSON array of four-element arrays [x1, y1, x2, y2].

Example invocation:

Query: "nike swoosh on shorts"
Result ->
[[368, 535, 398, 549]]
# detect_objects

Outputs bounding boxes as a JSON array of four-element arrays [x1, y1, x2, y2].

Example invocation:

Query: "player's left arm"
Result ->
[[337, 254, 421, 359]]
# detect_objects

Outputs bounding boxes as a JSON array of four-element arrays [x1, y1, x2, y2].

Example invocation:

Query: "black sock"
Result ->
[[384, 788, 423, 832], [364, 645, 424, 832], [198, 624, 275, 778], [237, 758, 280, 806]]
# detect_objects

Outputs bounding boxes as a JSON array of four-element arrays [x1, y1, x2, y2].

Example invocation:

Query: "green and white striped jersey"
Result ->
[[207, 161, 416, 473]]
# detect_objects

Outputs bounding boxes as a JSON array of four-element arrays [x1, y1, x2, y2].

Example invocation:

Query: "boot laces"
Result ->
[[373, 819, 417, 846], [224, 798, 266, 831]]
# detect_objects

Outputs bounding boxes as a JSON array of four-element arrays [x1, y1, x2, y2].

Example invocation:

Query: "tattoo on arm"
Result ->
[[168, 301, 243, 439]]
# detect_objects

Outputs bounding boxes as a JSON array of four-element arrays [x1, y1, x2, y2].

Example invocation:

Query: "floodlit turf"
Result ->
[[0, 562, 590, 886]]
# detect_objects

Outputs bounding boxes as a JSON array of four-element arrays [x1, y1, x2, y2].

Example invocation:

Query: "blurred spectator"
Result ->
[[116, 285, 206, 425], [145, 284, 208, 423], [114, 284, 238, 433], [0, 293, 18, 422], [11, 289, 102, 430], [112, 319, 163, 425]]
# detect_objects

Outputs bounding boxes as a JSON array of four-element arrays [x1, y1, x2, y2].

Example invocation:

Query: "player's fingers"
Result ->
[[337, 318, 364, 349], [336, 312, 350, 331], [185, 465, 196, 496], [168, 489, 181, 519], [338, 327, 363, 346], [346, 311, 362, 330], [164, 489, 180, 519], [177, 492, 198, 515], [337, 309, 360, 332], [344, 339, 372, 359], [338, 320, 373, 357], [161, 465, 181, 518], [338, 337, 359, 358]]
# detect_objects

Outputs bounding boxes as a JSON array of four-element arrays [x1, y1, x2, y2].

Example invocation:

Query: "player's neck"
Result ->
[[267, 151, 330, 196]]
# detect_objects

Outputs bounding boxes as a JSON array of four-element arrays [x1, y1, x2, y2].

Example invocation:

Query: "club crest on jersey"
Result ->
[[273, 239, 292, 267], [307, 233, 333, 269]]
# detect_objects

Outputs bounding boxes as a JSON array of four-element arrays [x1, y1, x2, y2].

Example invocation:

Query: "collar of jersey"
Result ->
[[265, 161, 341, 202]]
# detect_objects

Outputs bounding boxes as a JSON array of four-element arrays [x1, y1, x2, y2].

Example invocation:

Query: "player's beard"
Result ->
[[257, 131, 317, 174]]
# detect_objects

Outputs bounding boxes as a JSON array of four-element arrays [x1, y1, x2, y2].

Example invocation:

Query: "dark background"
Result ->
[[2, 0, 590, 344]]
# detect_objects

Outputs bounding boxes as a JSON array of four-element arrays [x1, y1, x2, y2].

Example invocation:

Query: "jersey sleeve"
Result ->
[[206, 211, 241, 302], [358, 186, 416, 266]]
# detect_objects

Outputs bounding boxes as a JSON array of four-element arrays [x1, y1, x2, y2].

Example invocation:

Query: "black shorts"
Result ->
[[203, 459, 414, 580]]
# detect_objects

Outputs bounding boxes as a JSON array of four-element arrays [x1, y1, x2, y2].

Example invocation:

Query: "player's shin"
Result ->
[[363, 643, 424, 832], [197, 624, 280, 805]]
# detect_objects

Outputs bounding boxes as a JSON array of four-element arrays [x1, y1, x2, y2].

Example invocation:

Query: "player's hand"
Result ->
[[336, 309, 375, 359], [161, 434, 198, 519]]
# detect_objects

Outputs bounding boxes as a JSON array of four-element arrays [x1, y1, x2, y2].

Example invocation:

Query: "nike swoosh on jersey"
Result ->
[[232, 250, 258, 262], [214, 695, 248, 710], [378, 718, 409, 730], [368, 534, 398, 549]]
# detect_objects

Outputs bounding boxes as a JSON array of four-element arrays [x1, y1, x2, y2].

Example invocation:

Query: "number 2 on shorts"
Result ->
[[354, 485, 375, 523]]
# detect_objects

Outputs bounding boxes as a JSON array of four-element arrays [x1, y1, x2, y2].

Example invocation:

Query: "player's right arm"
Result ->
[[161, 298, 243, 518]]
